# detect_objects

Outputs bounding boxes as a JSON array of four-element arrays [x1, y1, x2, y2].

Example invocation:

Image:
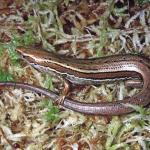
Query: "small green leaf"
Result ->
[[21, 30, 36, 46], [105, 117, 122, 149], [44, 76, 53, 90], [0, 68, 14, 82], [41, 100, 60, 122], [4, 42, 20, 64]]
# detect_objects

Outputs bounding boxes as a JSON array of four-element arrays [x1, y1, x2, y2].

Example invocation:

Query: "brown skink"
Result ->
[[0, 47, 150, 115]]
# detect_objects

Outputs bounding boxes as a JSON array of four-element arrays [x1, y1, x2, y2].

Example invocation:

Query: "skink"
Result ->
[[0, 47, 150, 115]]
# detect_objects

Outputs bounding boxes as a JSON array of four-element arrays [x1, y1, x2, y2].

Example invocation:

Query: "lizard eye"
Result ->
[[20, 54, 26, 59]]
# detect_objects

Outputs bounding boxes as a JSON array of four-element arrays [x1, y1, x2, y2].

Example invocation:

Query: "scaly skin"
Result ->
[[0, 47, 150, 115]]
